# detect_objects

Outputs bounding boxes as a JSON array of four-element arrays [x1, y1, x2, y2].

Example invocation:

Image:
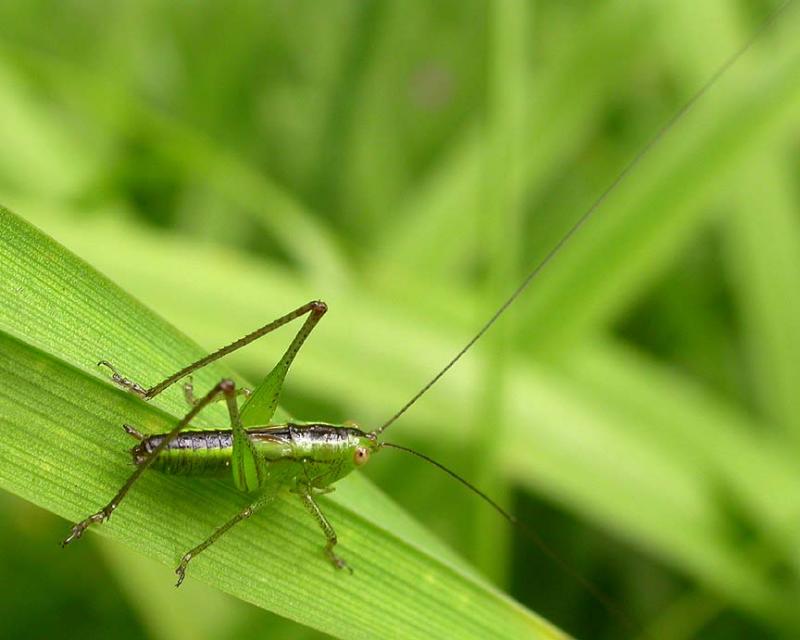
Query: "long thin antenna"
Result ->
[[382, 442, 641, 634], [373, 0, 795, 435]]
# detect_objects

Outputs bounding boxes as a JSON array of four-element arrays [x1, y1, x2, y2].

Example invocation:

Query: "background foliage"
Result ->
[[1, 1, 799, 638]]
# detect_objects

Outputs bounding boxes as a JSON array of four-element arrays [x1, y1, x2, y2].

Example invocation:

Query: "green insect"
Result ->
[[61, 297, 511, 587], [62, 300, 384, 584], [62, 296, 487, 586]]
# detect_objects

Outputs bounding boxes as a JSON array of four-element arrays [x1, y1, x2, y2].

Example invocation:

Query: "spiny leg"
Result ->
[[99, 300, 328, 402], [98, 360, 148, 397], [296, 485, 351, 573], [175, 493, 275, 587], [62, 379, 240, 546]]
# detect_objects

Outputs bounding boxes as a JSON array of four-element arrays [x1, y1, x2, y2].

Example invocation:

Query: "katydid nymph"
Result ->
[[60, 0, 795, 626], [59, 298, 514, 586]]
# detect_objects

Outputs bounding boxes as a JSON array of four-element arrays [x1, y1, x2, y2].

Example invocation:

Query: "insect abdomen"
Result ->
[[132, 430, 233, 476]]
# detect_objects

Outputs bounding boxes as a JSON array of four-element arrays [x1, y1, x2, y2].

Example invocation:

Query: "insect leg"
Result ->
[[237, 301, 327, 425], [122, 423, 144, 440], [62, 379, 239, 546], [296, 485, 351, 573], [182, 376, 251, 407], [174, 492, 276, 587], [224, 378, 267, 492], [96, 301, 326, 401], [97, 360, 148, 397], [143, 300, 327, 401]]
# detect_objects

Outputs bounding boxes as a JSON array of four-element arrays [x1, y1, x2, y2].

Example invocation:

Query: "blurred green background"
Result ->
[[1, 1, 800, 638]]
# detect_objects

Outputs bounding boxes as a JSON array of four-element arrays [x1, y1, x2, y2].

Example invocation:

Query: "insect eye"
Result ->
[[353, 446, 370, 466]]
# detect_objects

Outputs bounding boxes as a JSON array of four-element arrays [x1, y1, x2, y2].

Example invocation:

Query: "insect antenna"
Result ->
[[372, 0, 795, 437], [382, 441, 641, 633]]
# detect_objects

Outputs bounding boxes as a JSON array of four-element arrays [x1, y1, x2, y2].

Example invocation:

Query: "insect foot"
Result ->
[[174, 551, 194, 587], [61, 508, 111, 547], [326, 547, 353, 575], [122, 423, 144, 440], [98, 360, 148, 397], [182, 376, 197, 406]]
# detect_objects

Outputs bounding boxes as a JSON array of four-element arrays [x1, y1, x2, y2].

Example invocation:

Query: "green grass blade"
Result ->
[[724, 142, 800, 447], [654, 0, 800, 448], [468, 0, 530, 583], [0, 206, 565, 640]]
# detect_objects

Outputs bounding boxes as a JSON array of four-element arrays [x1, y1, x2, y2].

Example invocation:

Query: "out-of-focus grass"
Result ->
[[1, 1, 799, 638]]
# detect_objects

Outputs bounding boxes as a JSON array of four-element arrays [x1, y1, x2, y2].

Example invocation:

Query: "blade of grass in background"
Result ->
[[514, 14, 800, 352], [469, 0, 530, 584], [725, 149, 800, 450], [661, 0, 800, 452]]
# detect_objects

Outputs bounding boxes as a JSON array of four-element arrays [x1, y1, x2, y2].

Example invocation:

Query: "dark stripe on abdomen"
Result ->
[[132, 430, 233, 476]]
